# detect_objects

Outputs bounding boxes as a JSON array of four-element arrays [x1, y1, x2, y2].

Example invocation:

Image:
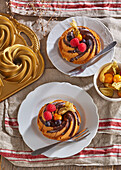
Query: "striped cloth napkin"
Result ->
[[9, 0, 121, 17]]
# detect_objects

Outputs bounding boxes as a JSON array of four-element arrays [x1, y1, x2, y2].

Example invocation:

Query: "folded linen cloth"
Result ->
[[9, 0, 121, 17]]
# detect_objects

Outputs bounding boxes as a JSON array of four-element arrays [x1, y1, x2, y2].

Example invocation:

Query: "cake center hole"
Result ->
[[13, 58, 21, 66]]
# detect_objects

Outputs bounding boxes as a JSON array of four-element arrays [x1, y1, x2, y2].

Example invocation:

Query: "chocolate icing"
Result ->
[[63, 27, 99, 62], [65, 111, 75, 137], [61, 121, 70, 136], [39, 116, 45, 124], [55, 102, 65, 110], [47, 121, 66, 133], [39, 101, 81, 139]]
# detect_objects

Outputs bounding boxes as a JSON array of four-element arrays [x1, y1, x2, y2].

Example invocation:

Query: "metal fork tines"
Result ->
[[31, 128, 89, 156], [72, 128, 90, 142], [68, 64, 87, 77]]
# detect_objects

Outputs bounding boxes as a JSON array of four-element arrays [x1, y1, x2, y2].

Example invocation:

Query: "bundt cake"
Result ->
[[58, 19, 101, 64], [37, 100, 81, 141]]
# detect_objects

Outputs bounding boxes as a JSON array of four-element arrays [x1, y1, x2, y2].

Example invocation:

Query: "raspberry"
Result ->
[[46, 104, 56, 112], [44, 111, 52, 121], [70, 38, 79, 47], [78, 43, 87, 52]]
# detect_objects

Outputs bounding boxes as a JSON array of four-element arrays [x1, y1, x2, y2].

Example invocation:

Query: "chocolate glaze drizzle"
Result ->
[[47, 121, 66, 133], [39, 101, 81, 138], [66, 111, 75, 137], [63, 27, 99, 62]]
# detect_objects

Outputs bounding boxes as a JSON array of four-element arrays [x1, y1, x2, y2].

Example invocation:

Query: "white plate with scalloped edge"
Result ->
[[47, 16, 114, 77], [18, 82, 99, 158]]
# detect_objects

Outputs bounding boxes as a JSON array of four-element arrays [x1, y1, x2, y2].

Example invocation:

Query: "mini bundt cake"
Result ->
[[58, 19, 101, 64], [37, 100, 81, 141]]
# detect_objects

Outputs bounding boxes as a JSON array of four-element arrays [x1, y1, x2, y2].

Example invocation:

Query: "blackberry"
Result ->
[[81, 39, 86, 43], [55, 120, 62, 126], [86, 39, 92, 47], [67, 32, 74, 41], [45, 121, 51, 127]]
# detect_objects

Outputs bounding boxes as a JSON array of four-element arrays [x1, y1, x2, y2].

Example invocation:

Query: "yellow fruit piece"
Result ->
[[70, 19, 78, 30], [54, 113, 62, 120], [100, 87, 114, 97], [104, 73, 113, 84], [76, 34, 82, 41], [113, 74, 121, 83], [112, 82, 121, 90], [70, 19, 80, 37], [59, 101, 75, 115], [104, 83, 116, 89], [99, 61, 118, 83]]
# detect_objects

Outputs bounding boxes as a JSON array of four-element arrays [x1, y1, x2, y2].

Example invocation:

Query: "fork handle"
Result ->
[[31, 141, 61, 156]]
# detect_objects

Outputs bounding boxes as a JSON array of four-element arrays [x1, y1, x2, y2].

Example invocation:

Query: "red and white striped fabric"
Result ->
[[99, 118, 121, 132], [2, 115, 121, 166], [5, 117, 18, 130], [1, 144, 121, 166], [5, 116, 121, 133], [9, 0, 121, 17]]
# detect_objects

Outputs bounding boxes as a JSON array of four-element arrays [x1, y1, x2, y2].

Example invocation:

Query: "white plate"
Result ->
[[18, 82, 99, 158], [47, 16, 114, 77]]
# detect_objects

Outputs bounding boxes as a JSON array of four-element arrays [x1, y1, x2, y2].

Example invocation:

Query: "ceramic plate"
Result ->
[[18, 82, 99, 158], [47, 16, 114, 77]]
